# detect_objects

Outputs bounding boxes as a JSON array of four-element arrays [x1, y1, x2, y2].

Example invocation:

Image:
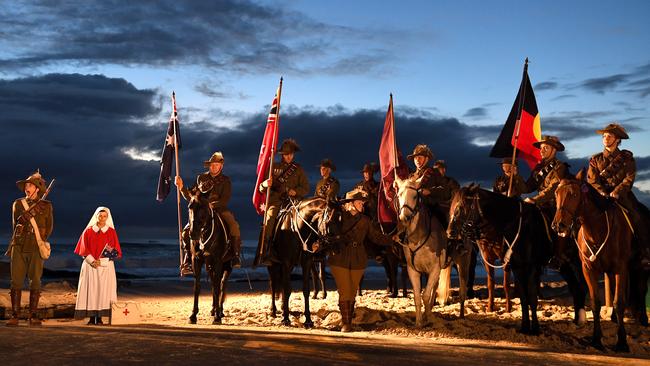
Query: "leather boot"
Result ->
[[180, 250, 194, 277], [6, 289, 21, 327], [28, 290, 41, 326], [230, 236, 242, 268], [339, 301, 352, 332], [349, 300, 356, 330]]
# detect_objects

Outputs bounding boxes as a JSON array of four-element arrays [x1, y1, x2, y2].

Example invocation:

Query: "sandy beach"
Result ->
[[1, 277, 649, 365]]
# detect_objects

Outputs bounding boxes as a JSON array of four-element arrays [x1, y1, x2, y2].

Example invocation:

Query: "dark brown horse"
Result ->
[[448, 185, 587, 334], [186, 189, 232, 325], [553, 171, 633, 352], [267, 197, 341, 327]]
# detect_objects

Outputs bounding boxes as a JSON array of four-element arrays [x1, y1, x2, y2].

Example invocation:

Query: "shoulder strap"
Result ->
[[20, 199, 44, 244]]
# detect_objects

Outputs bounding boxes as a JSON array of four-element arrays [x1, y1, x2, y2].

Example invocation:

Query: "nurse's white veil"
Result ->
[[85, 206, 116, 230]]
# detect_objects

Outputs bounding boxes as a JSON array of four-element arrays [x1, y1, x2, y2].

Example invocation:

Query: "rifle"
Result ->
[[5, 179, 55, 256]]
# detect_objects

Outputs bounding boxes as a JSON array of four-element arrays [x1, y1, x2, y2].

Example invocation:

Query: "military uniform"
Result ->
[[257, 139, 310, 265], [354, 163, 379, 221], [178, 152, 242, 272], [526, 156, 569, 211], [587, 123, 650, 265], [493, 174, 527, 197], [328, 189, 394, 332], [315, 159, 340, 200], [7, 171, 53, 326]]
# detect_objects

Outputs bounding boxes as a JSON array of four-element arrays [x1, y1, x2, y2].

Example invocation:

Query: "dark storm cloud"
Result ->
[[0, 0, 399, 76], [463, 107, 488, 118], [534, 81, 558, 91], [2, 73, 648, 243]]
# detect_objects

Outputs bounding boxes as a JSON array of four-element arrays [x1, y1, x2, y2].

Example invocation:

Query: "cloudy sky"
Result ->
[[1, 0, 649, 242]]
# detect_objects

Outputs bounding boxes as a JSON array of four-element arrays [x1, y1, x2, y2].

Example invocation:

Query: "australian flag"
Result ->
[[156, 92, 182, 202], [101, 244, 119, 260]]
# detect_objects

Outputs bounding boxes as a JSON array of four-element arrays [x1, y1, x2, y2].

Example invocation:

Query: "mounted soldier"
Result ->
[[587, 123, 650, 267], [523, 135, 570, 265], [256, 139, 310, 265], [493, 158, 527, 197], [433, 160, 460, 198], [6, 170, 53, 327], [353, 163, 379, 222], [314, 159, 340, 201], [175, 152, 242, 272]]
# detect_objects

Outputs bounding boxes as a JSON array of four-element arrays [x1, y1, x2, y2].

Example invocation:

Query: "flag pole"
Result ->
[[259, 77, 283, 259], [507, 58, 529, 197], [390, 93, 399, 181], [171, 92, 183, 271]]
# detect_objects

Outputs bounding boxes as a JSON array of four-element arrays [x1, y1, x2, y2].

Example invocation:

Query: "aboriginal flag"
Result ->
[[489, 60, 542, 169]]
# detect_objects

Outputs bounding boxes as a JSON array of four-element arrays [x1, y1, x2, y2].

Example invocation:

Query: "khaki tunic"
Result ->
[[526, 157, 569, 209], [587, 148, 635, 198], [259, 160, 310, 206], [409, 166, 449, 204], [328, 211, 394, 270], [493, 174, 527, 197], [314, 176, 340, 201], [353, 179, 379, 221], [10, 198, 53, 290]]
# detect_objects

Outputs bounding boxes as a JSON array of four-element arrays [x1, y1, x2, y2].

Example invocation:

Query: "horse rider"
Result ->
[[176, 152, 242, 273], [493, 157, 527, 197], [7, 170, 53, 327], [406, 144, 464, 255], [587, 123, 650, 268], [256, 139, 310, 265], [315, 159, 340, 201], [353, 162, 379, 222], [523, 135, 570, 266], [433, 159, 460, 197]]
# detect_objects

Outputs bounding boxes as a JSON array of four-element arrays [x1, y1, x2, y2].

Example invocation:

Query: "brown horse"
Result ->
[[553, 170, 633, 352], [475, 236, 513, 313]]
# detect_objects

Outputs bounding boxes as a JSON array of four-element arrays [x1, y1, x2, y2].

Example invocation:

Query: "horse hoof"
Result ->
[[575, 309, 587, 326], [591, 340, 605, 351], [212, 318, 222, 325], [614, 341, 630, 353], [304, 321, 314, 329], [517, 328, 530, 335], [281, 318, 291, 326], [189, 317, 197, 325], [389, 293, 398, 299]]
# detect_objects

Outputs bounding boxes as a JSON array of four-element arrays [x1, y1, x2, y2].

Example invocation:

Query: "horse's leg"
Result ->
[[401, 264, 409, 297], [513, 268, 530, 334], [267, 265, 278, 318], [457, 252, 470, 319], [583, 266, 604, 350], [630, 267, 649, 326], [614, 272, 630, 352], [504, 267, 513, 313], [281, 263, 292, 326], [320, 260, 327, 299], [189, 257, 202, 324], [529, 266, 542, 335], [211, 262, 222, 325], [386, 253, 398, 298], [311, 263, 319, 300], [406, 263, 423, 327], [220, 267, 231, 319], [302, 257, 314, 329], [485, 259, 495, 312], [559, 261, 587, 325], [422, 265, 441, 327]]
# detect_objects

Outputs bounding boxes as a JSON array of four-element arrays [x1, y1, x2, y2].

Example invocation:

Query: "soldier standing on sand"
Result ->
[[6, 170, 53, 327]]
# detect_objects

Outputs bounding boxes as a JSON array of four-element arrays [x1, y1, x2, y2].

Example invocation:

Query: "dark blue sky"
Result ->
[[1, 0, 649, 242]]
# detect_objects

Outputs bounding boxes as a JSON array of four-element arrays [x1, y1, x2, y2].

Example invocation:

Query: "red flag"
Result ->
[[489, 59, 542, 169], [253, 81, 282, 215], [377, 95, 409, 224]]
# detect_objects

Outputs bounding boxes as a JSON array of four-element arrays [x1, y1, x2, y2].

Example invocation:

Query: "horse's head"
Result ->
[[447, 183, 483, 241], [187, 188, 211, 241], [552, 176, 584, 238], [394, 176, 421, 222]]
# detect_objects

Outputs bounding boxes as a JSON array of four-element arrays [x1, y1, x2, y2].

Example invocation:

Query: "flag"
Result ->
[[377, 95, 409, 224], [489, 60, 542, 169], [253, 81, 282, 215], [156, 93, 181, 202]]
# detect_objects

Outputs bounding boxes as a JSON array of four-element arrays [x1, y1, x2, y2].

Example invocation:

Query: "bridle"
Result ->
[[286, 198, 339, 253]]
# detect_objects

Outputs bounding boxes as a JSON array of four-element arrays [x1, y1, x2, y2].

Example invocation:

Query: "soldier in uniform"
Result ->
[[257, 139, 310, 265], [407, 144, 448, 206], [433, 160, 460, 198], [493, 158, 528, 197], [523, 135, 570, 265], [587, 123, 650, 267], [176, 152, 242, 271], [314, 159, 340, 201], [6, 170, 53, 327], [353, 163, 379, 221]]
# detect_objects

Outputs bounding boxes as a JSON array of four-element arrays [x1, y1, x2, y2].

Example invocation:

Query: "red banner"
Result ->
[[252, 83, 281, 215]]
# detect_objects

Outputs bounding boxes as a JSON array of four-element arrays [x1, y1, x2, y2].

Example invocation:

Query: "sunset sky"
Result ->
[[1, 0, 649, 241]]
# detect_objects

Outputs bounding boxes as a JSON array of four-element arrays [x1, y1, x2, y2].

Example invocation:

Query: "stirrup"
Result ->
[[180, 264, 194, 277]]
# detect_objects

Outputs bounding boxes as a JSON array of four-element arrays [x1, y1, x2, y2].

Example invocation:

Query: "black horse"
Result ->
[[186, 189, 232, 325], [267, 197, 341, 327], [447, 185, 586, 334]]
